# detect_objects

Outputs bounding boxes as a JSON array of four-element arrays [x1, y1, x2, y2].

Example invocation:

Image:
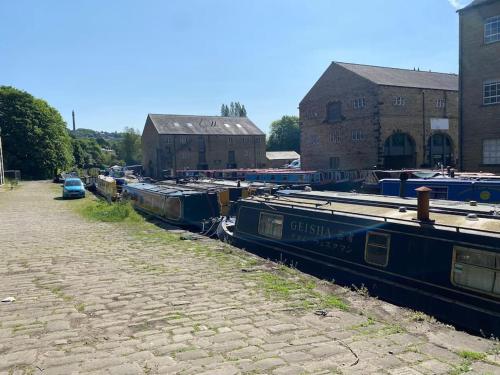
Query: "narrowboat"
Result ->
[[361, 169, 442, 193], [96, 175, 118, 201], [380, 178, 500, 203], [178, 179, 282, 197], [123, 182, 228, 230], [218, 190, 500, 335]]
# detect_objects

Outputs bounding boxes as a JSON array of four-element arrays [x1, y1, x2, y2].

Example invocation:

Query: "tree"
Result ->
[[0, 86, 74, 179], [220, 101, 247, 117], [266, 115, 300, 153], [117, 127, 142, 165], [71, 137, 106, 169]]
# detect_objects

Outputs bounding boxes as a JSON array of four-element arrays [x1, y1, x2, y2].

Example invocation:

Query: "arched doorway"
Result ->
[[428, 133, 454, 167], [383, 133, 416, 169]]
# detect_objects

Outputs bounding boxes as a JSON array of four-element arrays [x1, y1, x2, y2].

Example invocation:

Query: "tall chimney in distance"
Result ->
[[72, 110, 76, 132]]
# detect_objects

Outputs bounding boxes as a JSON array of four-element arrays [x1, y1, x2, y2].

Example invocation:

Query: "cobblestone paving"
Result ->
[[0, 181, 499, 375]]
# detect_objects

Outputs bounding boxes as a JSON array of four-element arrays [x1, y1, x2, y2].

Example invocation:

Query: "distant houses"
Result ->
[[299, 62, 459, 171], [459, 0, 500, 172], [141, 114, 266, 178]]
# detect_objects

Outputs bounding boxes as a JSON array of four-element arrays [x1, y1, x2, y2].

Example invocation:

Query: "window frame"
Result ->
[[329, 129, 342, 143], [483, 80, 500, 105], [436, 99, 446, 109], [257, 212, 284, 240], [326, 101, 342, 123], [351, 130, 363, 142], [393, 96, 406, 106], [364, 231, 391, 267], [353, 97, 366, 109], [483, 139, 500, 165], [484, 15, 500, 44], [451, 246, 500, 297]]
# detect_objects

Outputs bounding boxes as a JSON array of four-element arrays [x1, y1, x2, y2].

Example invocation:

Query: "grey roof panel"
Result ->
[[336, 62, 458, 91], [459, 0, 497, 12], [148, 114, 265, 136], [266, 151, 300, 160]]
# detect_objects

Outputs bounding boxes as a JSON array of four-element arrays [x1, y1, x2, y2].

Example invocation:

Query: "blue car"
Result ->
[[62, 178, 86, 199]]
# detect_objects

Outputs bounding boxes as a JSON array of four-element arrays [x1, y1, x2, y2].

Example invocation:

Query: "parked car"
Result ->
[[62, 178, 86, 199], [286, 159, 301, 169]]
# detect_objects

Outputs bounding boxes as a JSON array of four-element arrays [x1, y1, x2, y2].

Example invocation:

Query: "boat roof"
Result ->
[[380, 178, 500, 185], [126, 182, 207, 196], [246, 190, 500, 236], [247, 169, 319, 174]]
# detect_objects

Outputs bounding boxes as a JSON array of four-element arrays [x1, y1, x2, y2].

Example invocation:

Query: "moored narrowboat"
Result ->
[[123, 182, 226, 230], [380, 178, 500, 203], [219, 190, 500, 335], [96, 175, 118, 201]]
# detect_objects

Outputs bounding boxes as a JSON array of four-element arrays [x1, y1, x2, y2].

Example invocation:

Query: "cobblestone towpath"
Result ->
[[0, 181, 499, 375]]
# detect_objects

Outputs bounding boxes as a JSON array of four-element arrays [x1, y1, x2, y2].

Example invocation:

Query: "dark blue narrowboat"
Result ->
[[218, 190, 500, 336], [123, 183, 226, 230], [380, 178, 500, 203]]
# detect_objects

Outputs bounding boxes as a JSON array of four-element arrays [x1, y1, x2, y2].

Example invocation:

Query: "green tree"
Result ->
[[266, 115, 300, 153], [71, 137, 106, 168], [117, 127, 142, 165], [0, 86, 74, 179], [220, 101, 247, 117]]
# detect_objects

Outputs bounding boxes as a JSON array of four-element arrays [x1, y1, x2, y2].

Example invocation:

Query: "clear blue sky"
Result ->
[[0, 0, 471, 135]]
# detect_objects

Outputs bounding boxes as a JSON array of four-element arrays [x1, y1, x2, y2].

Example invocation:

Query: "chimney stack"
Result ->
[[72, 110, 76, 131], [415, 186, 433, 222]]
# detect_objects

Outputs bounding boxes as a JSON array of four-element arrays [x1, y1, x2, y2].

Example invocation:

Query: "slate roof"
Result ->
[[459, 0, 497, 12], [336, 62, 459, 91], [266, 151, 300, 160], [147, 114, 265, 136]]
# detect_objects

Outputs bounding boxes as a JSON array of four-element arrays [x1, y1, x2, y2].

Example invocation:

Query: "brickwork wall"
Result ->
[[299, 63, 458, 170], [299, 64, 379, 170], [460, 2, 500, 172]]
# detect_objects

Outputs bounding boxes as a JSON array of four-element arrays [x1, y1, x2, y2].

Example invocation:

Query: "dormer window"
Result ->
[[485, 16, 500, 44], [327, 101, 342, 123]]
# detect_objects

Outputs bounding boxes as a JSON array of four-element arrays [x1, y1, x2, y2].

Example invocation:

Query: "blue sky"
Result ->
[[0, 0, 471, 134]]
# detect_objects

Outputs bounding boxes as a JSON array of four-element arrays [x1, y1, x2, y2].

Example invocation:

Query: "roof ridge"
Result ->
[[149, 113, 248, 119], [334, 61, 458, 76]]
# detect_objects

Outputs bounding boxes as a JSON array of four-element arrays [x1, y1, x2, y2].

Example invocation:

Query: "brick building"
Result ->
[[142, 114, 266, 178], [459, 0, 500, 172], [299, 62, 459, 171]]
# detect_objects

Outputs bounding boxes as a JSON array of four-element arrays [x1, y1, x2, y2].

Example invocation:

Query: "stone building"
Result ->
[[142, 114, 266, 178], [459, 0, 500, 172], [299, 62, 459, 171]]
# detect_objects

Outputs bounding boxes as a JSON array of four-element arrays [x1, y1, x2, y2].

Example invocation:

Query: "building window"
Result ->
[[351, 130, 363, 141], [483, 139, 500, 164], [484, 80, 500, 105], [327, 101, 342, 123], [485, 16, 500, 44], [228, 137, 233, 144], [166, 137, 172, 144], [353, 98, 366, 109], [365, 232, 390, 267], [244, 150, 250, 157], [258, 212, 284, 239], [329, 129, 341, 143], [180, 136, 187, 144], [452, 246, 500, 296], [436, 99, 446, 108], [310, 134, 320, 145], [393, 96, 406, 106], [329, 157, 340, 169]]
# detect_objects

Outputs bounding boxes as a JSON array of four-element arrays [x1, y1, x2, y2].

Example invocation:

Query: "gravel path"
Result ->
[[0, 181, 498, 375]]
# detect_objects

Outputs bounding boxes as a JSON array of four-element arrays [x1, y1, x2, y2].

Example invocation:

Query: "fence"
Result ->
[[0, 137, 4, 186]]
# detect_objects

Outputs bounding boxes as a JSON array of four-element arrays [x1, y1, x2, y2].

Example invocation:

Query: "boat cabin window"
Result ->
[[430, 186, 448, 200], [165, 197, 181, 221], [365, 232, 391, 267], [452, 246, 500, 296], [258, 213, 284, 240]]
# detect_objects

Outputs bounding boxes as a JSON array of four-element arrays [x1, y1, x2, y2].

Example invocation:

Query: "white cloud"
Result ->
[[447, 0, 470, 9]]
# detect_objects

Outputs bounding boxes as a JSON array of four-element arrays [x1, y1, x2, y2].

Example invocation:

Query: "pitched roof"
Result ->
[[266, 151, 300, 160], [336, 62, 458, 91], [147, 114, 265, 136], [459, 0, 497, 12]]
